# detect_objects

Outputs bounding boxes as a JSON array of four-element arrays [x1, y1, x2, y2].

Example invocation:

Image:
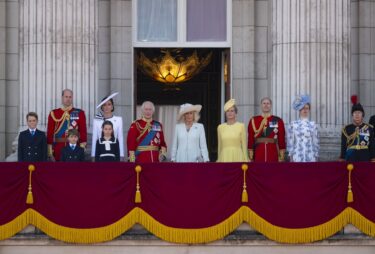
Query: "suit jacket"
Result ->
[[18, 129, 47, 162], [60, 145, 85, 162]]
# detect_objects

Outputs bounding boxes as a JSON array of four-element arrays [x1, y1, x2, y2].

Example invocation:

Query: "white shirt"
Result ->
[[171, 123, 209, 162], [91, 115, 124, 157]]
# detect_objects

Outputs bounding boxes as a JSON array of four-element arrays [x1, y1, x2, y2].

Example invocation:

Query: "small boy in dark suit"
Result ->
[[18, 112, 47, 162], [60, 129, 85, 162]]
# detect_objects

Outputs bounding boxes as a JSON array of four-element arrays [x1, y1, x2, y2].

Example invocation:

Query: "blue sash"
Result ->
[[135, 122, 161, 157]]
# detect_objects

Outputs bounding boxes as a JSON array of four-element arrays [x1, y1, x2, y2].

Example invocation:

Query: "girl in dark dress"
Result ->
[[95, 121, 120, 162]]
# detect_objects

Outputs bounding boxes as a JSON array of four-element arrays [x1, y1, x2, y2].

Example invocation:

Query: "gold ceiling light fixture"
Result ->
[[137, 49, 212, 89]]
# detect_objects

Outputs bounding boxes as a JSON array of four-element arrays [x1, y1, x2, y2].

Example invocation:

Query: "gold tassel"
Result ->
[[135, 165, 142, 203], [242, 189, 248, 203], [241, 164, 249, 203], [26, 164, 36, 204], [347, 164, 354, 203]]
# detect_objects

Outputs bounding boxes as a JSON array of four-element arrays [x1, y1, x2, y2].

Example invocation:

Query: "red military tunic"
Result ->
[[127, 118, 167, 163], [47, 106, 87, 161], [247, 114, 286, 162]]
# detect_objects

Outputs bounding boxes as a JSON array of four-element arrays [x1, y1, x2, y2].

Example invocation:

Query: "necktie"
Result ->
[[31, 130, 35, 136], [71, 145, 76, 150]]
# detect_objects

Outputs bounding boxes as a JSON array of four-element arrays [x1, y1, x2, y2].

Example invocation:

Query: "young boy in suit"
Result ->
[[18, 112, 47, 162], [60, 129, 85, 162]]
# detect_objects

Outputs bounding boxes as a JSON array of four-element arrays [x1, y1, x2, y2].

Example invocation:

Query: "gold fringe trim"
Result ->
[[242, 206, 351, 243], [348, 207, 375, 237], [1, 207, 375, 244], [0, 211, 30, 240], [0, 209, 137, 243], [29, 209, 137, 243], [138, 207, 244, 243]]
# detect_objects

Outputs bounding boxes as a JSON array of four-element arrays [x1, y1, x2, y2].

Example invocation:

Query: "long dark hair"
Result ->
[[101, 120, 114, 139]]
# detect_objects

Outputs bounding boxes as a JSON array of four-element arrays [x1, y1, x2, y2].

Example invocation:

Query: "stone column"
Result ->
[[271, 0, 351, 160], [272, 0, 351, 129], [4, 0, 20, 161], [109, 0, 132, 155], [19, 0, 98, 130], [356, 0, 375, 120], [232, 0, 256, 124]]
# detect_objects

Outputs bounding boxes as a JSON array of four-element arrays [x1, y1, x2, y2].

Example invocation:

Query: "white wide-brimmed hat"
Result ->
[[96, 92, 119, 109], [178, 103, 202, 121]]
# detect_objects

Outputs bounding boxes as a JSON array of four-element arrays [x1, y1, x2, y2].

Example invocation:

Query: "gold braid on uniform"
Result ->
[[135, 120, 152, 142], [251, 117, 268, 138], [342, 127, 359, 148], [50, 109, 71, 135]]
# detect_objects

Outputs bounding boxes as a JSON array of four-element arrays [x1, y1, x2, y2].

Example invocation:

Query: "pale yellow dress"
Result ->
[[217, 122, 249, 162]]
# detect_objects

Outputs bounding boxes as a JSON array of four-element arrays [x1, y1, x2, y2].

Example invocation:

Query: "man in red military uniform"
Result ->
[[127, 101, 167, 163], [248, 97, 286, 162], [47, 89, 87, 161]]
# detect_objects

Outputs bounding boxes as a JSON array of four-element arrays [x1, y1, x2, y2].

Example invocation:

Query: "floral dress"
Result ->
[[287, 119, 319, 162]]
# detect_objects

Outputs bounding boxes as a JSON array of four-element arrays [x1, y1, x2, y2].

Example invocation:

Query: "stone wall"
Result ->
[[1, 224, 374, 254]]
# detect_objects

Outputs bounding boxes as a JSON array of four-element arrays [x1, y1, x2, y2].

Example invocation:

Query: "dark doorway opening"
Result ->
[[135, 48, 229, 161]]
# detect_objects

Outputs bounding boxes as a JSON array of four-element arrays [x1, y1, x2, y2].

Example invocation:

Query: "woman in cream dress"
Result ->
[[171, 103, 209, 162], [217, 99, 249, 162]]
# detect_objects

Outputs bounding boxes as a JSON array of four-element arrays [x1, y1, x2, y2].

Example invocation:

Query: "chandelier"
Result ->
[[137, 49, 212, 86]]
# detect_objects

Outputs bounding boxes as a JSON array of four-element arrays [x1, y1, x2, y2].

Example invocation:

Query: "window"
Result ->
[[137, 0, 177, 42], [134, 0, 230, 46], [187, 0, 226, 41]]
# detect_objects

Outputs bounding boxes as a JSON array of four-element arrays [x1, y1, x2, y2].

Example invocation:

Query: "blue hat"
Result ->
[[292, 95, 311, 111]]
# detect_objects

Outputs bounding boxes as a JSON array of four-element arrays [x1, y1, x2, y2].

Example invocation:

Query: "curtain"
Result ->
[[137, 0, 177, 42]]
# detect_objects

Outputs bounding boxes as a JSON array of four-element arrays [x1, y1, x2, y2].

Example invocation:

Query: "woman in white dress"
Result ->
[[171, 103, 209, 162], [287, 95, 319, 162], [91, 92, 124, 161]]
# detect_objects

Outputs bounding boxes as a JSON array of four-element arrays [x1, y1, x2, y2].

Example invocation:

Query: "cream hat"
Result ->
[[224, 99, 236, 112], [178, 103, 202, 121]]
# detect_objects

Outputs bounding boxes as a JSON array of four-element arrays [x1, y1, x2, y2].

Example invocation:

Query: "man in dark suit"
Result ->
[[18, 112, 48, 162]]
